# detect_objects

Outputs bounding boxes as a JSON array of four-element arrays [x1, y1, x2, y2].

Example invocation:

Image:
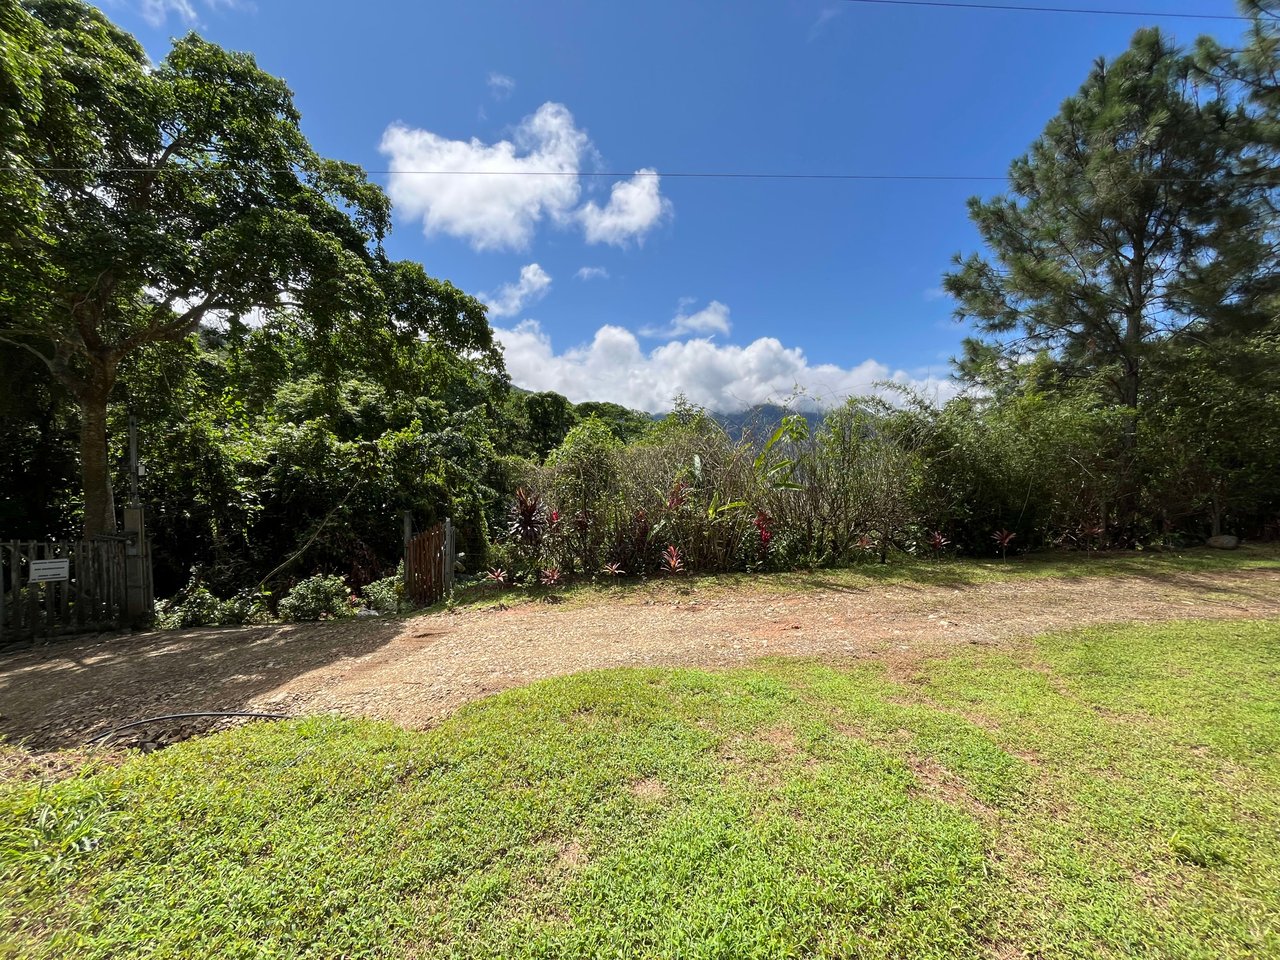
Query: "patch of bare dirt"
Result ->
[[628, 777, 668, 801], [906, 754, 993, 817], [553, 839, 587, 870], [1, 569, 1277, 755]]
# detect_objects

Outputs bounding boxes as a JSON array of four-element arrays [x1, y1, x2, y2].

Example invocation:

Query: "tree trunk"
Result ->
[[76, 368, 117, 539], [1116, 304, 1144, 538]]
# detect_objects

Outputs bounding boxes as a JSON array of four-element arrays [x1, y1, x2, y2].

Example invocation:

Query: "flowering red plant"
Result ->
[[539, 567, 563, 587], [754, 510, 773, 556], [602, 561, 624, 577], [927, 530, 950, 559], [484, 568, 508, 587]]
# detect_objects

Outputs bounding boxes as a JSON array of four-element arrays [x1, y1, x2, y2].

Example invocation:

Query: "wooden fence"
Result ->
[[404, 519, 455, 607], [0, 538, 145, 640]]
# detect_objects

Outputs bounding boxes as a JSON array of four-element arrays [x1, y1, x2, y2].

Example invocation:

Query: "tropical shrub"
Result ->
[[278, 574, 354, 622], [361, 570, 404, 614]]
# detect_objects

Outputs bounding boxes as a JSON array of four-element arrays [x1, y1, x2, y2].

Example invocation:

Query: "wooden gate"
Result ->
[[404, 518, 455, 607], [0, 538, 142, 640]]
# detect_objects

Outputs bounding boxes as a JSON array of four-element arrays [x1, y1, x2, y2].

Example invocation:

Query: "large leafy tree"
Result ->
[[944, 29, 1267, 421], [0, 0, 497, 537]]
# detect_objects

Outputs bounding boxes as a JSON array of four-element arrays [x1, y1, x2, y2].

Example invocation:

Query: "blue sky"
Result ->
[[108, 0, 1245, 411]]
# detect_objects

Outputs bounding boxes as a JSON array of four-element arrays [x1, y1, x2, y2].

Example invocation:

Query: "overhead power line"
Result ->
[[1, 166, 1009, 181], [0, 166, 1251, 184], [837, 0, 1252, 20]]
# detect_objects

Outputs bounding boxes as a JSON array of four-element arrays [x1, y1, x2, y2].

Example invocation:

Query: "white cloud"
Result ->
[[481, 263, 552, 319], [494, 317, 959, 413], [809, 5, 844, 41], [381, 103, 586, 251], [380, 104, 672, 251], [137, 0, 239, 26], [139, 0, 196, 23], [575, 266, 609, 281], [642, 299, 732, 338], [578, 169, 672, 246], [923, 286, 949, 301], [487, 73, 516, 99]]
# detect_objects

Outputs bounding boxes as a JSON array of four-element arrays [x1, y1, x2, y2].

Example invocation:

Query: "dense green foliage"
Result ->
[[1, 2, 1278, 609], [0, 0, 498, 538], [3, 617, 1278, 957]]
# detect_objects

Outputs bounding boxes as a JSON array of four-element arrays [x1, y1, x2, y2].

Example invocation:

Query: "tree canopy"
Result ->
[[0, 0, 498, 536]]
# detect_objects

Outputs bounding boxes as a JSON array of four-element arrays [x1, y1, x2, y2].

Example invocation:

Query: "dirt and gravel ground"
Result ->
[[2, 567, 1278, 753]]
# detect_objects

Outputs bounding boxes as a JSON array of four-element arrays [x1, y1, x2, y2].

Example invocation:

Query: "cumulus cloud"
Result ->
[[575, 266, 609, 281], [487, 72, 515, 99], [381, 103, 586, 251], [578, 169, 672, 246], [380, 103, 671, 251], [494, 318, 958, 413], [481, 263, 552, 319], [642, 299, 732, 338]]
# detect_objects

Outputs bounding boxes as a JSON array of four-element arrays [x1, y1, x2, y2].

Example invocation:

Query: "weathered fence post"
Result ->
[[444, 517, 455, 593], [402, 511, 413, 597]]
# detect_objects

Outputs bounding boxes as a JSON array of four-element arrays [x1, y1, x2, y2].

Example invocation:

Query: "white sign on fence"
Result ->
[[29, 559, 70, 583]]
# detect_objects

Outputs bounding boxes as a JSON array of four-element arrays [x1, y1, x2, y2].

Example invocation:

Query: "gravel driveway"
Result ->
[[2, 567, 1278, 752]]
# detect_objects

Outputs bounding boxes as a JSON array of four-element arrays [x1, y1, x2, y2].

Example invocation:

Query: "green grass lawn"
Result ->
[[448, 543, 1280, 611], [3, 618, 1279, 958]]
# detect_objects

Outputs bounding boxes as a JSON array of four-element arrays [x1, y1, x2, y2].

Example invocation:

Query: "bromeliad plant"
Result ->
[[992, 529, 1016, 560], [927, 530, 951, 560], [484, 568, 508, 588], [602, 561, 624, 578], [539, 567, 563, 587], [660, 545, 685, 575]]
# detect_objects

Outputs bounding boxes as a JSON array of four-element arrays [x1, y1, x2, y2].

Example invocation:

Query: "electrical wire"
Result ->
[[0, 167, 1253, 184], [836, 0, 1252, 21]]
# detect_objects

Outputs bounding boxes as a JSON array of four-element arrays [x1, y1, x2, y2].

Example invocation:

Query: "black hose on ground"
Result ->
[[87, 711, 290, 747]]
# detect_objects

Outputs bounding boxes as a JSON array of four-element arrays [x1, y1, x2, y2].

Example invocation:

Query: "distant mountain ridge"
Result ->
[[709, 404, 824, 440], [510, 384, 824, 444]]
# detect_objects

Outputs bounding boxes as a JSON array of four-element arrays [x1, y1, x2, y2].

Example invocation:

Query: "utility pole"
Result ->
[[128, 415, 141, 508]]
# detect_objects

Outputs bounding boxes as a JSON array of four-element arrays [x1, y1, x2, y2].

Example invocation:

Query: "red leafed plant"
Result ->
[[660, 545, 685, 575], [927, 530, 950, 559], [539, 567, 563, 587], [508, 487, 548, 546], [602, 561, 624, 577], [992, 529, 1016, 560], [485, 568, 508, 587], [666, 480, 690, 512]]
